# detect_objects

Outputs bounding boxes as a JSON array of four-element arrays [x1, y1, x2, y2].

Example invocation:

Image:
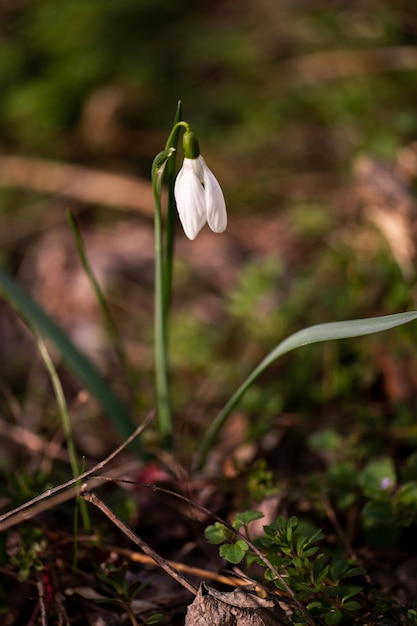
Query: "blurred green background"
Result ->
[[3, 5, 417, 621], [1, 0, 417, 438], [1, 0, 417, 187]]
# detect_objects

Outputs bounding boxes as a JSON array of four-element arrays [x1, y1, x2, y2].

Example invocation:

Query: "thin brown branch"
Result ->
[[80, 489, 198, 597], [36, 576, 47, 626], [0, 412, 154, 532], [148, 485, 315, 624], [108, 545, 249, 589]]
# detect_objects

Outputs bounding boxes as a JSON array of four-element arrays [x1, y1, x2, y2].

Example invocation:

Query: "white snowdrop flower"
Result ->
[[174, 130, 227, 240]]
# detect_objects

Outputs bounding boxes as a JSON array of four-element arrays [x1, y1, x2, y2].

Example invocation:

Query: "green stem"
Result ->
[[67, 210, 137, 404], [151, 104, 184, 443], [164, 102, 182, 315], [152, 148, 176, 442], [196, 362, 262, 470], [34, 329, 91, 531], [124, 602, 140, 626]]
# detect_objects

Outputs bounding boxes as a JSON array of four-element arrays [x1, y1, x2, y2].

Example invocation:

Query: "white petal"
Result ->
[[192, 155, 206, 183], [200, 157, 227, 233], [174, 160, 207, 240]]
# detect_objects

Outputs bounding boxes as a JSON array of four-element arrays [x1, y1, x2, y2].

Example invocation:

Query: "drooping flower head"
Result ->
[[174, 127, 227, 240]]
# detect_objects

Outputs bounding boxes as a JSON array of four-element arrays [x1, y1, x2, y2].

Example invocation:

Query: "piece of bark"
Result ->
[[185, 582, 291, 626], [354, 155, 417, 278]]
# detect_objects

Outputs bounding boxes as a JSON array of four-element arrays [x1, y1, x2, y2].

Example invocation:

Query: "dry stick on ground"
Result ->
[[93, 477, 313, 625], [35, 576, 48, 626], [0, 412, 154, 532], [105, 545, 250, 589], [0, 155, 155, 215], [50, 530, 247, 591], [80, 488, 198, 597], [150, 486, 316, 625]]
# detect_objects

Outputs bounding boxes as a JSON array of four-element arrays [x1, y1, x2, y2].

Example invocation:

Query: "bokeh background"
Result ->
[[2, 1, 417, 183], [3, 2, 417, 623], [1, 0, 417, 462], [0, 0, 417, 448]]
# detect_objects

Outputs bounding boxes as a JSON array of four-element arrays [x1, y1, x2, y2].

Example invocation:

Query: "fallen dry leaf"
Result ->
[[185, 582, 291, 626]]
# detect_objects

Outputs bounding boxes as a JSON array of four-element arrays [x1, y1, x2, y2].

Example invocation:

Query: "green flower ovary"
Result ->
[[182, 130, 200, 159]]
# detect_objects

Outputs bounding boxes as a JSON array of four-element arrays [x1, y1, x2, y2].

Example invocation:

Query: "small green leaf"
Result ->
[[358, 457, 396, 499], [271, 575, 290, 591], [126, 578, 150, 602], [292, 608, 311, 625], [345, 567, 366, 578], [204, 523, 228, 545], [307, 600, 327, 612], [329, 558, 349, 582], [233, 510, 264, 530], [144, 614, 164, 625], [342, 600, 361, 611], [397, 481, 417, 504], [219, 540, 249, 564], [362, 500, 394, 526], [308, 428, 343, 456], [324, 609, 342, 625], [293, 556, 305, 570], [313, 555, 329, 583], [341, 586, 363, 601]]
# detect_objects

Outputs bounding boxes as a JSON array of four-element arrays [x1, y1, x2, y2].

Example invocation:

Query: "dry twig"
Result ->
[[80, 488, 198, 597], [0, 412, 154, 532]]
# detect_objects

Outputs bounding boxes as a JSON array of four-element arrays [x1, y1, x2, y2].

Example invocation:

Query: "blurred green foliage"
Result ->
[[2, 2, 417, 620], [0, 0, 416, 178]]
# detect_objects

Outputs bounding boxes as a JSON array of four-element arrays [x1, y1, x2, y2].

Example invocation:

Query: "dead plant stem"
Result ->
[[0, 413, 154, 532], [80, 488, 198, 597]]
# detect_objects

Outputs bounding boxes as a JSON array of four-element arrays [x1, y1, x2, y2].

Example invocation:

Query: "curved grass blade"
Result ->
[[197, 311, 417, 468], [67, 210, 137, 404], [0, 265, 137, 443]]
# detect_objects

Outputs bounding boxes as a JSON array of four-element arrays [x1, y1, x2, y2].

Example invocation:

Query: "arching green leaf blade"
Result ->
[[0, 265, 137, 442], [198, 311, 417, 468], [258, 311, 417, 373]]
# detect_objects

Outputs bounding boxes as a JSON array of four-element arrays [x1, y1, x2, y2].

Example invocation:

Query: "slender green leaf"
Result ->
[[198, 311, 417, 467], [67, 210, 137, 403], [0, 265, 137, 443], [233, 510, 264, 530], [255, 312, 417, 370], [164, 100, 182, 311]]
